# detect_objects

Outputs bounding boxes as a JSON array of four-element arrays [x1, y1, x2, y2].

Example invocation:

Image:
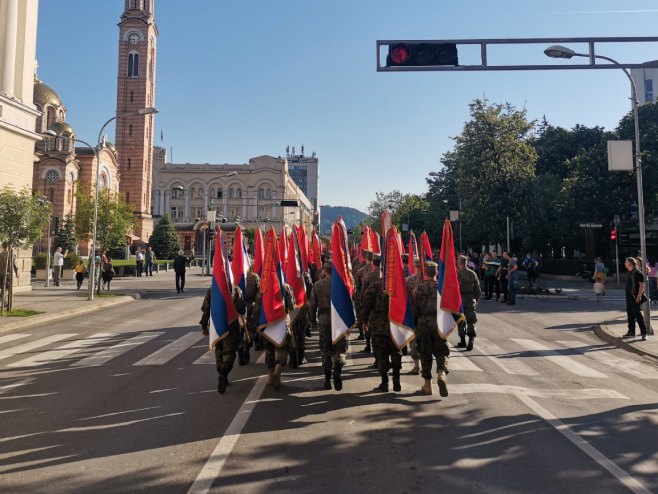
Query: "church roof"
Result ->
[[34, 80, 62, 107], [47, 121, 75, 138]]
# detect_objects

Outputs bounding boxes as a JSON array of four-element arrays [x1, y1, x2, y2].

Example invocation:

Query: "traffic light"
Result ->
[[386, 42, 458, 67], [610, 228, 617, 240]]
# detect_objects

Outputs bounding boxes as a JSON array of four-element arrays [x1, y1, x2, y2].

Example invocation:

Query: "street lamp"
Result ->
[[545, 45, 652, 334], [429, 171, 462, 251]]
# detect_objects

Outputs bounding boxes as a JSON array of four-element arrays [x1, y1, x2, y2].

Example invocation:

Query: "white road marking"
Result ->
[[0, 334, 30, 345], [0, 378, 34, 396], [134, 332, 203, 366], [448, 352, 483, 372], [187, 353, 267, 494], [477, 337, 538, 376], [448, 383, 628, 400], [512, 338, 607, 378], [557, 340, 658, 380], [0, 334, 76, 362], [71, 332, 163, 367], [8, 333, 113, 368], [516, 393, 653, 494], [193, 350, 215, 365]]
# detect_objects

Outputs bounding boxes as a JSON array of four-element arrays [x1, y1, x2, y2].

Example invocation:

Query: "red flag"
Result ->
[[258, 227, 288, 346], [231, 225, 250, 303], [382, 209, 392, 240], [254, 228, 264, 277], [297, 225, 310, 274], [310, 229, 322, 271], [408, 231, 419, 275], [286, 227, 307, 308], [386, 226, 415, 349], [209, 229, 239, 348], [331, 217, 356, 342], [419, 231, 433, 280], [437, 219, 463, 338], [278, 226, 288, 272]]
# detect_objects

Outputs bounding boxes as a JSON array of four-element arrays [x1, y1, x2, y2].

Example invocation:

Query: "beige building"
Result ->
[[152, 149, 314, 252]]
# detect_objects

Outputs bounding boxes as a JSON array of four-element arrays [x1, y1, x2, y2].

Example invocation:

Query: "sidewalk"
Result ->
[[0, 266, 210, 334]]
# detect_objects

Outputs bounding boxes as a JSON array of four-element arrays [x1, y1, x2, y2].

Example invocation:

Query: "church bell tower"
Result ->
[[115, 0, 158, 241]]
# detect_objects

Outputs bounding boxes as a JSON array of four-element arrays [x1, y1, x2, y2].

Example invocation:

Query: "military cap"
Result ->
[[362, 250, 373, 260]]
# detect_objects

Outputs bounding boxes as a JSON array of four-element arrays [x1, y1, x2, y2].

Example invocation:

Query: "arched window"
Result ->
[[190, 187, 196, 199], [265, 189, 272, 199], [236, 188, 242, 199], [229, 188, 234, 199], [128, 53, 139, 78], [215, 188, 223, 199], [209, 187, 215, 198], [171, 187, 182, 199], [258, 188, 265, 199]]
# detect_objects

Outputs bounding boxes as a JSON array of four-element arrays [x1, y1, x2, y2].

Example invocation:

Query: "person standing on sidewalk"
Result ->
[[507, 253, 519, 305], [52, 247, 68, 286], [623, 257, 648, 341], [74, 260, 86, 290], [174, 250, 191, 293], [144, 246, 156, 276], [482, 251, 500, 301], [135, 248, 145, 277]]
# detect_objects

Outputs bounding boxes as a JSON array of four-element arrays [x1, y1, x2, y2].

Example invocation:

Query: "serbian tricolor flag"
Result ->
[[437, 219, 464, 339], [231, 225, 250, 304], [286, 226, 307, 323], [419, 231, 433, 280], [408, 231, 419, 275], [331, 217, 356, 343], [258, 227, 288, 347], [385, 226, 415, 349], [209, 229, 238, 349], [253, 227, 264, 277], [278, 226, 288, 272]]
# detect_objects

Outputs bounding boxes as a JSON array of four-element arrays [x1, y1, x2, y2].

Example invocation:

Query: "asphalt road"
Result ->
[[1, 287, 657, 494]]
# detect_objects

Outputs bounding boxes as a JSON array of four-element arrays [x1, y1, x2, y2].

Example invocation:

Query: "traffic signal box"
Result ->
[[610, 228, 617, 240], [386, 42, 458, 67]]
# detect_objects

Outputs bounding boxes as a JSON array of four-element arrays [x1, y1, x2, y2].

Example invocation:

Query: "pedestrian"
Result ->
[[593, 257, 606, 296], [173, 250, 191, 293], [457, 255, 481, 351], [405, 257, 423, 374], [101, 257, 115, 290], [522, 252, 539, 285], [497, 252, 509, 303], [354, 249, 374, 348], [309, 261, 348, 391], [53, 247, 68, 286], [242, 265, 262, 356], [74, 259, 86, 290], [144, 246, 156, 276], [482, 251, 500, 301], [411, 261, 450, 396], [361, 254, 402, 393], [135, 247, 144, 277], [622, 257, 648, 341], [507, 253, 519, 305]]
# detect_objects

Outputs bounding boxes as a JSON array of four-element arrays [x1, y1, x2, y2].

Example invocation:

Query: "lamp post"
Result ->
[[429, 171, 462, 251], [36, 196, 52, 287], [544, 45, 651, 334]]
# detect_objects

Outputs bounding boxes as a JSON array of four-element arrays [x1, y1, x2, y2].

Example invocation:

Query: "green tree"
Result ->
[[149, 214, 180, 260], [0, 186, 51, 310], [74, 188, 136, 254], [54, 213, 77, 253]]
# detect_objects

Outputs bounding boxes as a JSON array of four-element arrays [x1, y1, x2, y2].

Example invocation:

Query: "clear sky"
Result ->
[[36, 1, 658, 212]]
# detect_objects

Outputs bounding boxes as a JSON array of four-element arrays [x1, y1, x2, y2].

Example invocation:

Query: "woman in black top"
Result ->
[[623, 257, 647, 341]]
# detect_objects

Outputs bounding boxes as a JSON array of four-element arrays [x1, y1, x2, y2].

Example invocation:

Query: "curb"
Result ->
[[592, 323, 658, 363], [0, 293, 141, 335]]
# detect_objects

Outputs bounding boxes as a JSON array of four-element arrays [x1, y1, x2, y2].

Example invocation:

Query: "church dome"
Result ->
[[104, 141, 117, 156], [34, 80, 62, 108], [47, 121, 75, 138]]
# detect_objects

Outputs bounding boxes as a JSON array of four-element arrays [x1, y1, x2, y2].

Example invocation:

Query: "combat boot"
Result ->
[[289, 351, 298, 369], [392, 367, 401, 392], [298, 349, 307, 365], [267, 367, 275, 385], [363, 341, 372, 353], [377, 373, 389, 392], [242, 347, 251, 365], [272, 364, 283, 392], [237, 348, 246, 366], [323, 370, 332, 390], [420, 379, 432, 395], [437, 370, 448, 397], [456, 335, 467, 348], [357, 327, 365, 340], [408, 359, 420, 375], [217, 373, 227, 394], [466, 337, 474, 352], [333, 365, 343, 391]]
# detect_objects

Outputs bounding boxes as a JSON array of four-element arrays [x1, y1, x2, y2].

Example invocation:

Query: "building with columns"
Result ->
[[151, 149, 314, 253]]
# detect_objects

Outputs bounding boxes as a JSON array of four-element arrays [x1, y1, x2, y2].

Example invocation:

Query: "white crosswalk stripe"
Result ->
[[448, 351, 483, 372], [512, 338, 607, 378], [193, 350, 215, 365], [557, 340, 658, 380], [133, 332, 204, 366], [477, 337, 539, 376], [8, 333, 113, 368], [0, 334, 77, 363], [71, 332, 164, 367], [0, 334, 31, 345]]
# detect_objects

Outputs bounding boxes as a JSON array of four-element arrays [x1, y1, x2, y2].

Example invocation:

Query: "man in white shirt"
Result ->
[[53, 247, 67, 286]]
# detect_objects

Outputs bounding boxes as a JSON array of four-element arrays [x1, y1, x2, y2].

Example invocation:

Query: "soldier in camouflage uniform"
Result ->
[[254, 282, 296, 391], [457, 255, 481, 351], [354, 250, 374, 345], [200, 286, 247, 394], [289, 272, 313, 368], [309, 261, 349, 391], [361, 255, 403, 392], [405, 258, 423, 375], [238, 267, 261, 363], [412, 261, 450, 397]]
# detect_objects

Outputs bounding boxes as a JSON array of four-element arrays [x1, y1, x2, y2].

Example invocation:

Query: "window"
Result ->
[[45, 169, 59, 183], [229, 188, 234, 199], [129, 124, 133, 136], [258, 188, 264, 199], [171, 187, 182, 199], [215, 188, 223, 199], [190, 187, 196, 198], [236, 188, 242, 199], [128, 53, 139, 78], [127, 158, 131, 169], [265, 189, 272, 199], [170, 206, 183, 219], [645, 79, 654, 103], [130, 91, 134, 102]]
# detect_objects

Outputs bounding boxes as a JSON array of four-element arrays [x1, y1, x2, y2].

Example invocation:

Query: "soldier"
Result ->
[[239, 266, 261, 364], [199, 286, 247, 394], [309, 261, 349, 391], [289, 272, 313, 368], [354, 249, 374, 347], [361, 254, 402, 392], [457, 254, 481, 351], [412, 261, 450, 397], [405, 258, 423, 374]]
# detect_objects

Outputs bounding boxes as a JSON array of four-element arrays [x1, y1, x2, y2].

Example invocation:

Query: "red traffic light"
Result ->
[[389, 45, 410, 65], [610, 228, 617, 240], [386, 42, 458, 67]]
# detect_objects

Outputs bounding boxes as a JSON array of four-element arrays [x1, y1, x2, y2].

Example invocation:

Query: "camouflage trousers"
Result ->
[[415, 329, 450, 380], [371, 325, 402, 374], [457, 301, 477, 339], [214, 326, 240, 375], [319, 325, 348, 372], [264, 333, 291, 369]]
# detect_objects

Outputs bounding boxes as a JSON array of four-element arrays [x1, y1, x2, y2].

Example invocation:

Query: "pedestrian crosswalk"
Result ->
[[0, 331, 655, 384]]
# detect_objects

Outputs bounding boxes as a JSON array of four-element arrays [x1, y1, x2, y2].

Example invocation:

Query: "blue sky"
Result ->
[[36, 1, 658, 212]]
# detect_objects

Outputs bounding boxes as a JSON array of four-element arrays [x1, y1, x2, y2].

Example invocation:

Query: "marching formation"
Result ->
[[200, 213, 476, 398]]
